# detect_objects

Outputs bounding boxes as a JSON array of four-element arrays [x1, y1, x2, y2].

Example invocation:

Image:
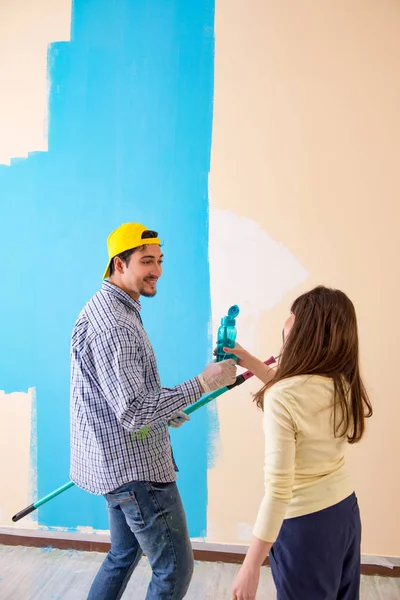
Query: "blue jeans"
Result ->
[[87, 481, 194, 600]]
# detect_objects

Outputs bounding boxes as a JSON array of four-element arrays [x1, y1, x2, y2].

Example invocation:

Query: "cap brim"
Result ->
[[102, 263, 111, 280]]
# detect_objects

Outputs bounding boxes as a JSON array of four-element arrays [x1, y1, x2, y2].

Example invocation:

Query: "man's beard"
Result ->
[[139, 279, 157, 298], [140, 289, 157, 298]]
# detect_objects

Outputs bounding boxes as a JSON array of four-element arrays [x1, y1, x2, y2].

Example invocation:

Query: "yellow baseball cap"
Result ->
[[103, 222, 161, 279]]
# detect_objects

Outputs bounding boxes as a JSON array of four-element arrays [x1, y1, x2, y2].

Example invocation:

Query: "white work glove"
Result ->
[[168, 411, 190, 428], [197, 359, 237, 394]]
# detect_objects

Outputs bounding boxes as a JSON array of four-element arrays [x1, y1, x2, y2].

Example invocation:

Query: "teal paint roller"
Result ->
[[11, 356, 276, 523], [12, 481, 76, 521], [12, 301, 274, 522]]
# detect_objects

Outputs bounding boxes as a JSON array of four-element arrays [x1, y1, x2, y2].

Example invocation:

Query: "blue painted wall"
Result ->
[[0, 0, 214, 536]]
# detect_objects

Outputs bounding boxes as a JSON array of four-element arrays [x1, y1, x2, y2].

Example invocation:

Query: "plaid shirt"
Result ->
[[70, 281, 202, 494]]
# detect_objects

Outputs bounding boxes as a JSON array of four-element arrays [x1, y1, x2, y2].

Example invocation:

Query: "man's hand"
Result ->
[[197, 359, 237, 394], [168, 410, 190, 428]]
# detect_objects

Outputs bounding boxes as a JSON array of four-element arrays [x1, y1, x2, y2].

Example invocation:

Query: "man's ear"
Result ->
[[113, 256, 125, 274]]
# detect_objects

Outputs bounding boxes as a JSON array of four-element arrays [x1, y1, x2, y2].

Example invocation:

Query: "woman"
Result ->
[[230, 286, 372, 600]]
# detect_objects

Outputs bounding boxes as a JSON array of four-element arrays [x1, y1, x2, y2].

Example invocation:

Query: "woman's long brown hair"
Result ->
[[254, 286, 373, 443]]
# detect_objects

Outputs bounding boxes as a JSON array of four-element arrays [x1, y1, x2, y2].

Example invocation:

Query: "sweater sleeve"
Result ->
[[253, 387, 297, 542]]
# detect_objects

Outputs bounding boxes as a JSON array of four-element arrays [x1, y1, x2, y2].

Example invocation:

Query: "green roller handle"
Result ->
[[12, 481, 75, 522], [184, 387, 227, 415], [12, 356, 276, 522]]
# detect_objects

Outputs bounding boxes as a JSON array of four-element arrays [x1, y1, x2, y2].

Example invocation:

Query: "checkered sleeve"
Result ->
[[86, 327, 202, 432]]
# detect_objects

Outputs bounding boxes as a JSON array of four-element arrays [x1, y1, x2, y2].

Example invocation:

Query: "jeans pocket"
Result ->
[[106, 490, 146, 529]]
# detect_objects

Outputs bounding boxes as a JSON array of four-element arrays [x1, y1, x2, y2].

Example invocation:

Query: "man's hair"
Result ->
[[254, 286, 373, 444], [109, 230, 159, 276]]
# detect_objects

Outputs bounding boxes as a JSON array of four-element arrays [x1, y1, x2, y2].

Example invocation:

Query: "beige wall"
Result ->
[[0, 390, 36, 527], [208, 0, 400, 556], [0, 0, 71, 164]]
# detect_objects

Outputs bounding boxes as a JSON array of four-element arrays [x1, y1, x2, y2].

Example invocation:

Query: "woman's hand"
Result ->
[[231, 564, 260, 600], [214, 343, 276, 384], [231, 536, 272, 599], [222, 342, 257, 371]]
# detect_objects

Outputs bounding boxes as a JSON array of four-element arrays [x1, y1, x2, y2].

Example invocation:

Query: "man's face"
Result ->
[[121, 245, 163, 299]]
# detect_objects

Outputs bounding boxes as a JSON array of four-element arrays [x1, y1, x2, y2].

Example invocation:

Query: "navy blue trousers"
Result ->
[[269, 493, 361, 600]]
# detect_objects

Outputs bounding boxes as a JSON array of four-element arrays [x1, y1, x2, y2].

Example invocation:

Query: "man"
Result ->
[[70, 222, 236, 600]]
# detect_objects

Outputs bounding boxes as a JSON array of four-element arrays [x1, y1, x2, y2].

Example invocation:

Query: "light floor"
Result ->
[[0, 545, 399, 599]]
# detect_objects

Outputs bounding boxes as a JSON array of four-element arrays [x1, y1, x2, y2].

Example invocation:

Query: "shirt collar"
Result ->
[[101, 281, 142, 314]]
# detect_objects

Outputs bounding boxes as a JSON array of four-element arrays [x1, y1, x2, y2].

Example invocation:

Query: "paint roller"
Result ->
[[11, 356, 276, 523]]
